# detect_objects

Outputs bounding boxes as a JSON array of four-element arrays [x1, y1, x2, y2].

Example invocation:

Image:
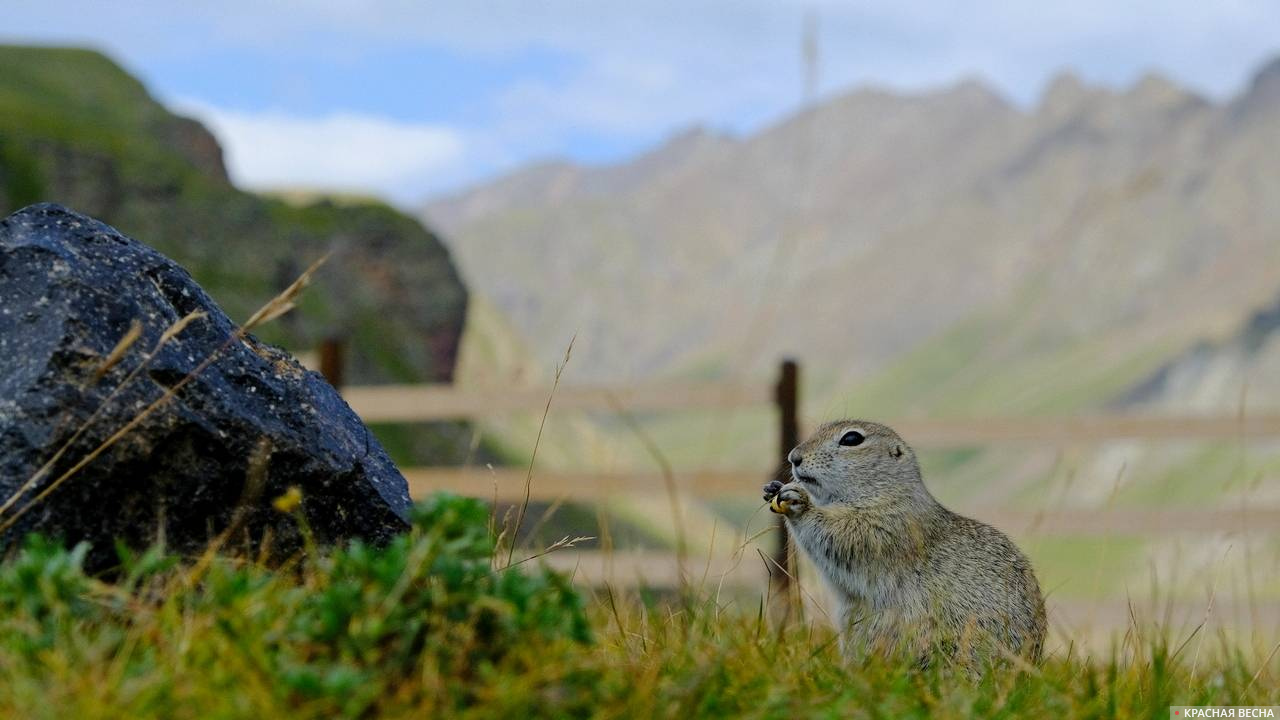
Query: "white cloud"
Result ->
[[173, 101, 467, 205]]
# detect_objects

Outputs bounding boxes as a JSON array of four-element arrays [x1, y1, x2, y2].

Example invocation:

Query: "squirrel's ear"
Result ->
[[891, 444, 904, 458]]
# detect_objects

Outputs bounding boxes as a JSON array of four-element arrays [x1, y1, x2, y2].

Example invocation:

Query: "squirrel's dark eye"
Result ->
[[839, 430, 865, 447]]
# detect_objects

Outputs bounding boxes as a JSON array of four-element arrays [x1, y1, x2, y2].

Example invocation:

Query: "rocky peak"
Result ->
[[1127, 72, 1199, 110], [940, 77, 1011, 110], [657, 125, 734, 153], [617, 125, 735, 179], [1040, 72, 1090, 114], [1238, 54, 1280, 115]]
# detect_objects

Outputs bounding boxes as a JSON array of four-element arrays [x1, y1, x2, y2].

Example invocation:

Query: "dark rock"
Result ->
[[0, 203, 410, 570]]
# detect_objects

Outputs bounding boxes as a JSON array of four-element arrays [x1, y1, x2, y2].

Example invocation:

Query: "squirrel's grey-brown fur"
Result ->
[[763, 420, 1046, 665]]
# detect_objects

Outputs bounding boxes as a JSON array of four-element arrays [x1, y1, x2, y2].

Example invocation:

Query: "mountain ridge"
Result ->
[[425, 55, 1280, 421]]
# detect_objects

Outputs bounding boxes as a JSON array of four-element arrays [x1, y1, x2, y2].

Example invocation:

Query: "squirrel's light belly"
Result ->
[[789, 518, 925, 613]]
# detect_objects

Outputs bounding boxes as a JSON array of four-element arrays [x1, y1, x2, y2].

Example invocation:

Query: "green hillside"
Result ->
[[0, 45, 472, 464]]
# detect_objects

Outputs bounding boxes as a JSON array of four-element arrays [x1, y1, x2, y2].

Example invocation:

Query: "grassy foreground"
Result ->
[[0, 494, 1275, 719]]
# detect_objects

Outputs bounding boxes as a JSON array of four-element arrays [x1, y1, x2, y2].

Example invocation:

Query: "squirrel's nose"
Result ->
[[788, 448, 803, 467]]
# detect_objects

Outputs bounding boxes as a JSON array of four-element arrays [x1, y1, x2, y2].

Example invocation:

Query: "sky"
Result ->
[[4, 1, 1279, 207]]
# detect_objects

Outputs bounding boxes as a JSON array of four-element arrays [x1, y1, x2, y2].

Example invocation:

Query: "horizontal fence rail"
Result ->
[[403, 471, 1280, 535], [342, 383, 1280, 445], [402, 468, 750, 502], [314, 341, 1280, 606], [890, 415, 1280, 446], [343, 382, 770, 422]]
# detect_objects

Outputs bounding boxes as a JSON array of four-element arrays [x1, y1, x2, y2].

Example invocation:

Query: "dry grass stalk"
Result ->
[[504, 334, 574, 568], [241, 253, 328, 332], [91, 319, 142, 383], [1, 309, 205, 521], [507, 535, 596, 568]]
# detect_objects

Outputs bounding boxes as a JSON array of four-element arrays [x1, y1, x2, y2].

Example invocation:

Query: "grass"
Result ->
[[0, 492, 1276, 719]]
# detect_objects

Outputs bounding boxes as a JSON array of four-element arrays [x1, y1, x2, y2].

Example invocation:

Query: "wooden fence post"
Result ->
[[319, 337, 345, 389], [772, 359, 800, 614]]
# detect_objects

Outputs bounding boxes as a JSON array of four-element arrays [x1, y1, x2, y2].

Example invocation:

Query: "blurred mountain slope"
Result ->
[[427, 58, 1280, 600], [425, 57, 1280, 419]]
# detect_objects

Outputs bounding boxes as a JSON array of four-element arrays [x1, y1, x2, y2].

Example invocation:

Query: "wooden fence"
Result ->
[[316, 341, 1280, 600]]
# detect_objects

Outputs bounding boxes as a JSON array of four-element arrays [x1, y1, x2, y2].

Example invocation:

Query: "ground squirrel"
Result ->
[[763, 420, 1046, 666]]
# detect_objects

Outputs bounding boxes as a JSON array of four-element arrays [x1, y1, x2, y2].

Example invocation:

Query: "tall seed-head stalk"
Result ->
[[503, 334, 574, 568]]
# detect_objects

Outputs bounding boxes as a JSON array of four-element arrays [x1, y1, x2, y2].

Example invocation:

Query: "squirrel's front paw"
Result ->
[[762, 479, 785, 502], [769, 485, 810, 516]]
